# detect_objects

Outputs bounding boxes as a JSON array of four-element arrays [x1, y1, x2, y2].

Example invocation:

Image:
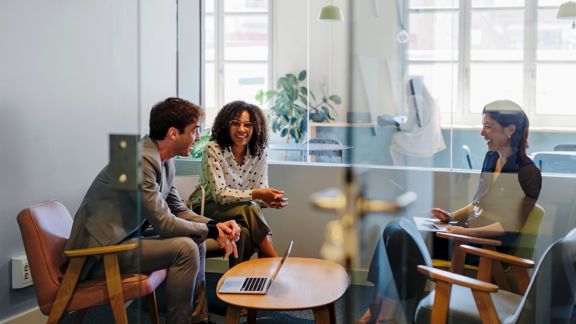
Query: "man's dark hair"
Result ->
[[149, 97, 203, 140], [211, 101, 268, 157]]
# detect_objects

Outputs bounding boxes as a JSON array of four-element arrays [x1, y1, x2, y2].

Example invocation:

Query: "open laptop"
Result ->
[[218, 240, 293, 295]]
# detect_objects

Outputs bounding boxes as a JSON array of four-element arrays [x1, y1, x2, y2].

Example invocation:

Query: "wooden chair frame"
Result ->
[[47, 243, 160, 324], [418, 244, 535, 324]]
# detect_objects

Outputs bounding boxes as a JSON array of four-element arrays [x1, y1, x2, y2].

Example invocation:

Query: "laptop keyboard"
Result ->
[[241, 277, 267, 292]]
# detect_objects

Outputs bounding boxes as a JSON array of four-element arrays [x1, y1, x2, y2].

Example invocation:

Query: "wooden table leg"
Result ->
[[247, 308, 257, 324], [313, 306, 331, 324], [328, 302, 336, 324], [225, 306, 241, 324]]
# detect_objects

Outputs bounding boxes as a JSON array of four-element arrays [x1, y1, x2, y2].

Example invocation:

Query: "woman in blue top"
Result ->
[[432, 100, 542, 251], [357, 100, 542, 324]]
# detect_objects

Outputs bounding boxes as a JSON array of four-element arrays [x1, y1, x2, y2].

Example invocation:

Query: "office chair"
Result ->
[[462, 145, 474, 169], [306, 138, 343, 163], [17, 201, 166, 324], [414, 227, 576, 323], [384, 218, 432, 320], [364, 218, 431, 323], [554, 144, 576, 151], [532, 151, 576, 174]]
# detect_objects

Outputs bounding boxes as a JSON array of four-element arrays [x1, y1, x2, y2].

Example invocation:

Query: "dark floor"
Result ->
[[61, 272, 373, 323]]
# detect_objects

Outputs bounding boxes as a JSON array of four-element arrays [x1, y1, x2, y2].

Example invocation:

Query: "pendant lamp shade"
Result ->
[[557, 1, 576, 28], [319, 4, 343, 21]]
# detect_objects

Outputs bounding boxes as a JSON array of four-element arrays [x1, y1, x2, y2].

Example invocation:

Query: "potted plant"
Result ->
[[189, 129, 211, 158], [256, 70, 341, 143]]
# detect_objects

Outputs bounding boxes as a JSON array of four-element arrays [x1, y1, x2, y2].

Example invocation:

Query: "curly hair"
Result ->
[[211, 101, 269, 157], [149, 97, 203, 140]]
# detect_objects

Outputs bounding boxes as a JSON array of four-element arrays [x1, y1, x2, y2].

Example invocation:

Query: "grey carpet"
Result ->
[[61, 272, 373, 323]]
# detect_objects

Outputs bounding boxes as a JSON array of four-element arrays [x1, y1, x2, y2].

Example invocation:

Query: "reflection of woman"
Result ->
[[432, 100, 542, 251], [189, 101, 287, 266], [357, 100, 542, 324]]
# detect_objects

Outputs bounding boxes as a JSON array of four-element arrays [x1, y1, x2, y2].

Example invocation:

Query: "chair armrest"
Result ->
[[459, 245, 535, 269], [436, 232, 502, 246], [200, 186, 205, 216], [417, 265, 499, 293], [64, 243, 138, 258]]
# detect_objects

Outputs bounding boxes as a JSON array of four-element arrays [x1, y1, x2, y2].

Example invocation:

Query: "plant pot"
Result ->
[[310, 112, 328, 123]]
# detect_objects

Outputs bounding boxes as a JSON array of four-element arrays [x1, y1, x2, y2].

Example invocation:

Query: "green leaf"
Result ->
[[308, 90, 316, 102], [329, 95, 342, 104], [280, 79, 291, 92], [300, 118, 307, 133], [190, 130, 211, 158], [290, 128, 298, 140], [298, 70, 307, 81], [300, 86, 308, 95], [255, 89, 263, 103], [281, 128, 289, 137], [294, 101, 307, 111], [287, 74, 298, 85]]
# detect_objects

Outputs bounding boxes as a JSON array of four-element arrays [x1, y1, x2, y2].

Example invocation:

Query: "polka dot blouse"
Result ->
[[190, 141, 269, 206]]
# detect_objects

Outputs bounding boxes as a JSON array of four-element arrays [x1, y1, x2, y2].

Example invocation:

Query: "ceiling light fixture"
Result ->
[[319, 1, 343, 21], [557, 1, 576, 29]]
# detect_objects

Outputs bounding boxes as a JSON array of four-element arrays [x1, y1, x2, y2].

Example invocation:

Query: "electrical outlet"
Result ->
[[12, 255, 33, 289]]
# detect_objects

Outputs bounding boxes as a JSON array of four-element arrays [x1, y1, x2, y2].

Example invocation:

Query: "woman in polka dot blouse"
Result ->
[[189, 101, 287, 266]]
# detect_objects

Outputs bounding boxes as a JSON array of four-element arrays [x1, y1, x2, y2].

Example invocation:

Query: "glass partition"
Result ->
[[1, 0, 194, 321], [311, 0, 576, 322]]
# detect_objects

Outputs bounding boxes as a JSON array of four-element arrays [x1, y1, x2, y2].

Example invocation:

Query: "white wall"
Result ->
[[0, 0, 180, 320]]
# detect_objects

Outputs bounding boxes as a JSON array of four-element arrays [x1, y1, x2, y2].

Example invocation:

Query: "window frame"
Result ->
[[202, 0, 273, 127], [406, 0, 576, 129]]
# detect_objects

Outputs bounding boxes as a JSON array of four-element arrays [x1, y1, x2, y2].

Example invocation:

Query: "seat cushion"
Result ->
[[39, 269, 167, 314], [415, 285, 523, 324]]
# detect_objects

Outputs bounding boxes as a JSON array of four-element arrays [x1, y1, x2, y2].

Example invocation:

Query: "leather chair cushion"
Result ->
[[40, 269, 166, 314]]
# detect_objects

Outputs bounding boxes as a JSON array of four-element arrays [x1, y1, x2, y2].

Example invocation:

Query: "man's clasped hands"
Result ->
[[215, 220, 242, 259]]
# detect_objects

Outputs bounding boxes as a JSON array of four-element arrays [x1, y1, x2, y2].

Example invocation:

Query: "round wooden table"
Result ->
[[216, 257, 349, 324]]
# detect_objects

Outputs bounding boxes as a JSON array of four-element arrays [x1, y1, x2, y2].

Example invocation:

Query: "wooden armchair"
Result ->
[[433, 204, 544, 294], [17, 201, 166, 324], [414, 227, 576, 323]]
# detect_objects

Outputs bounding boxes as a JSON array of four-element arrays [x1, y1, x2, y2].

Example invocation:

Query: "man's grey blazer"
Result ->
[[66, 137, 211, 278]]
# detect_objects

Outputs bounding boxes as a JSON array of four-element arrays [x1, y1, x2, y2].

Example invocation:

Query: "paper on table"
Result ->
[[413, 217, 448, 232]]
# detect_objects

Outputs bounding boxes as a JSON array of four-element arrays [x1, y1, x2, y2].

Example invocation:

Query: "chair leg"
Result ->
[[146, 292, 160, 324], [47, 257, 86, 324], [471, 290, 500, 324], [103, 254, 128, 324], [431, 281, 452, 324]]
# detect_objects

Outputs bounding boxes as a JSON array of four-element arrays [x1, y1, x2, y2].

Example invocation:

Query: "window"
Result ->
[[407, 0, 576, 128], [203, 0, 271, 129]]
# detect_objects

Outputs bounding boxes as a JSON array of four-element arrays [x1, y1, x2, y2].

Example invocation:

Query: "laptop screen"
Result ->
[[270, 240, 293, 281]]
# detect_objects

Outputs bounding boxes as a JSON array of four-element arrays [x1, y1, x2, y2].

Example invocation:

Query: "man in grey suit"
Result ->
[[66, 97, 240, 323]]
